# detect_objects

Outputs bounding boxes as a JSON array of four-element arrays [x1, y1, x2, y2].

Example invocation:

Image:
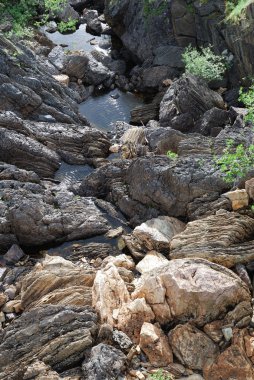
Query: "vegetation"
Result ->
[[239, 85, 254, 123], [0, 0, 76, 37], [148, 369, 174, 380], [166, 150, 178, 160], [182, 45, 227, 82], [226, 0, 254, 22], [215, 140, 254, 184], [143, 0, 168, 18]]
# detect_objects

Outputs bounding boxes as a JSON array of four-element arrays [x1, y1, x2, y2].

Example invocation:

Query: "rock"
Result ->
[[0, 35, 85, 124], [82, 9, 98, 23], [2, 299, 22, 313], [82, 343, 126, 380], [52, 74, 70, 86], [0, 293, 7, 308], [112, 329, 133, 350], [195, 107, 230, 136], [20, 255, 95, 310], [168, 323, 218, 370], [0, 180, 110, 251], [223, 189, 249, 210], [159, 75, 225, 128], [105, 226, 123, 239], [117, 298, 155, 343], [3, 244, 25, 265], [203, 329, 254, 380], [48, 46, 66, 71], [86, 18, 103, 36], [101, 254, 135, 270], [92, 263, 130, 325], [0, 305, 97, 379], [139, 322, 173, 366], [0, 128, 60, 178], [23, 360, 62, 380], [132, 258, 251, 326], [136, 251, 169, 274], [120, 127, 146, 145], [245, 178, 254, 200], [133, 216, 186, 253], [170, 211, 254, 268]]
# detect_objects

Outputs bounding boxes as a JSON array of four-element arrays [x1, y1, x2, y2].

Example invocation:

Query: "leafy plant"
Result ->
[[148, 369, 174, 380], [166, 150, 178, 159], [239, 85, 254, 123], [215, 139, 254, 184], [57, 18, 78, 33], [226, 0, 254, 23], [182, 45, 227, 82]]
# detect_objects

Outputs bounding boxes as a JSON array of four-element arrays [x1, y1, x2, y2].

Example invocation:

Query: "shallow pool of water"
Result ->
[[79, 89, 144, 131], [54, 162, 93, 184], [45, 24, 110, 52]]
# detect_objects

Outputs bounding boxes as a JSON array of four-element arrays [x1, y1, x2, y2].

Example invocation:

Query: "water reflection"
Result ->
[[45, 24, 110, 52], [54, 162, 93, 184], [79, 89, 144, 131]]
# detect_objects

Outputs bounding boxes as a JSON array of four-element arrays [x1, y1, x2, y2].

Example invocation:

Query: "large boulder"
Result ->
[[20, 255, 95, 310], [0, 305, 97, 380], [132, 258, 251, 326], [159, 75, 225, 129], [170, 211, 254, 268]]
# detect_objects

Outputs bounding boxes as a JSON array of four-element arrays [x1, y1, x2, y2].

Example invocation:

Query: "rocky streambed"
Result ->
[[0, 1, 254, 380]]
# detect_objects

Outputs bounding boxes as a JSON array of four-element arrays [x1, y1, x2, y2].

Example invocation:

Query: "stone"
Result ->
[[245, 178, 254, 200], [3, 244, 25, 265], [170, 211, 254, 268], [117, 298, 155, 343], [120, 127, 146, 145], [92, 263, 130, 325], [136, 251, 168, 274], [20, 255, 95, 310], [23, 360, 61, 380], [52, 74, 70, 86], [0, 293, 7, 308], [133, 216, 186, 253], [105, 226, 123, 239], [0, 305, 97, 379], [112, 329, 133, 350], [169, 323, 218, 370], [132, 258, 251, 326], [223, 189, 249, 210], [82, 343, 126, 379], [204, 329, 254, 380], [139, 322, 173, 366], [2, 299, 22, 313], [101, 254, 135, 270]]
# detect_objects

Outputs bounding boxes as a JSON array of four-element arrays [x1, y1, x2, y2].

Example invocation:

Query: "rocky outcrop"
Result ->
[[0, 305, 98, 380], [105, 0, 254, 81], [159, 75, 225, 131], [170, 211, 254, 267], [0, 177, 111, 251], [0, 35, 86, 124]]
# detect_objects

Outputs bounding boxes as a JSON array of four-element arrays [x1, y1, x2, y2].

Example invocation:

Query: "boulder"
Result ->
[[0, 305, 97, 379], [159, 75, 225, 128], [136, 251, 169, 274], [168, 323, 218, 370], [82, 343, 126, 380], [139, 322, 173, 366], [203, 329, 254, 380], [133, 216, 186, 253], [132, 258, 251, 326], [245, 178, 254, 200], [20, 255, 95, 310], [223, 189, 249, 210], [170, 211, 254, 268]]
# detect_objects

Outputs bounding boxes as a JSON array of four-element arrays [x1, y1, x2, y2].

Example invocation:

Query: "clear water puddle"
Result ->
[[45, 24, 110, 52], [79, 89, 144, 131], [54, 162, 94, 185]]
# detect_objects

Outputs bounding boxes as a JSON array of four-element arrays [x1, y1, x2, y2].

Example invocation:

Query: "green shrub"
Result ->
[[239, 85, 254, 123], [57, 18, 78, 33], [182, 45, 227, 82], [226, 0, 254, 23], [148, 369, 174, 380], [166, 150, 178, 160], [215, 139, 254, 184]]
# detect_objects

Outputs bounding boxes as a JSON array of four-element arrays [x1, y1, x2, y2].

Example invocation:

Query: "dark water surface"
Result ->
[[79, 89, 144, 131], [54, 162, 94, 184]]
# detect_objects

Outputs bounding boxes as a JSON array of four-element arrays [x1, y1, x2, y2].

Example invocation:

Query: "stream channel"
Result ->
[[42, 23, 143, 257]]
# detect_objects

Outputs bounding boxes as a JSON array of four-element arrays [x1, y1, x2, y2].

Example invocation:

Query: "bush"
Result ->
[[148, 369, 174, 380], [226, 0, 253, 23], [239, 85, 254, 123], [215, 139, 254, 185], [57, 18, 78, 33], [182, 45, 227, 82], [166, 150, 178, 160]]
